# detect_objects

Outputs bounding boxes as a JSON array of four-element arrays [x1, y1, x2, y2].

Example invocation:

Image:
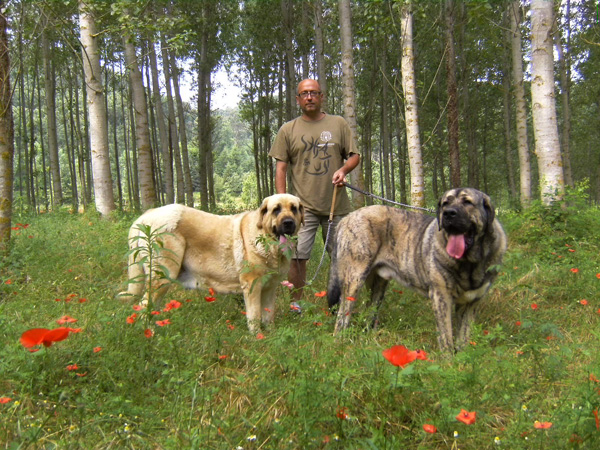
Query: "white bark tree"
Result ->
[[530, 0, 564, 204], [123, 33, 156, 211], [400, 2, 425, 207], [510, 1, 532, 207], [79, 0, 115, 216], [338, 0, 364, 206]]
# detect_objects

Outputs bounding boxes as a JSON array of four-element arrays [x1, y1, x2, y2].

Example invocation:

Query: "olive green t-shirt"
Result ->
[[268, 114, 357, 215]]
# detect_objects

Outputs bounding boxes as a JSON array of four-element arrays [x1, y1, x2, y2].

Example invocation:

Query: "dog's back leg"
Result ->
[[365, 273, 389, 329]]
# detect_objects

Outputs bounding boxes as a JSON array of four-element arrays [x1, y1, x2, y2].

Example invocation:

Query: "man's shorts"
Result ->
[[294, 210, 347, 260]]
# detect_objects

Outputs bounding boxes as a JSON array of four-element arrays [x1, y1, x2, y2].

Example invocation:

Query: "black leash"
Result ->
[[342, 181, 436, 214]]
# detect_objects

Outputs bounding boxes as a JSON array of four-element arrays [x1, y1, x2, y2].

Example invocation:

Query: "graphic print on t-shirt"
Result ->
[[300, 131, 334, 176]]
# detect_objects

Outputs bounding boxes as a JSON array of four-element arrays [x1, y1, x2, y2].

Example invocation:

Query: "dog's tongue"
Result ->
[[279, 235, 287, 244], [446, 234, 466, 259]]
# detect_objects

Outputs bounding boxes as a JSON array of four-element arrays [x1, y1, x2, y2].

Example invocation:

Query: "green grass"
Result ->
[[1, 201, 600, 449]]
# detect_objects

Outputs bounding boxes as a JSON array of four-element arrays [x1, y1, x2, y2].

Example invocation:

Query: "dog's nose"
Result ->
[[282, 218, 296, 234], [443, 208, 458, 220]]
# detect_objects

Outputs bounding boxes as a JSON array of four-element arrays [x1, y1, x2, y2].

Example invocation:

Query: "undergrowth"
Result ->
[[1, 196, 600, 449]]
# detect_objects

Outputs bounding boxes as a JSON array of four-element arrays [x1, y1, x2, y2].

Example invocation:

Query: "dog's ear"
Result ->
[[482, 193, 495, 229], [258, 199, 269, 229]]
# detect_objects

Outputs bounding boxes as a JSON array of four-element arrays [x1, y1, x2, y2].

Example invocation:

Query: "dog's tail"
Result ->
[[327, 241, 342, 309]]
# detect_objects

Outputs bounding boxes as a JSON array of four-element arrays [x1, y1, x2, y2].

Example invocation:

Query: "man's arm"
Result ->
[[332, 153, 360, 186], [275, 160, 288, 193]]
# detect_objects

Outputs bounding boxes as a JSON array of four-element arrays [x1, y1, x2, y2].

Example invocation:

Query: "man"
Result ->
[[269, 79, 360, 308]]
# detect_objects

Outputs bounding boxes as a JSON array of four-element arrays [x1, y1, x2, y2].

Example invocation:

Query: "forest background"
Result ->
[[0, 0, 598, 238]]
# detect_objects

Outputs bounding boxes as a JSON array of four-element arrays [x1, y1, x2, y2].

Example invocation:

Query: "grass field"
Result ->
[[1, 198, 600, 449]]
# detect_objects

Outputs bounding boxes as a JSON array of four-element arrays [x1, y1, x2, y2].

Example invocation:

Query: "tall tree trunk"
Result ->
[[338, 0, 364, 207], [148, 40, 173, 204], [554, 4, 573, 188], [42, 27, 63, 207], [381, 45, 392, 199], [170, 50, 194, 207], [314, 0, 327, 111], [197, 15, 210, 211], [400, 2, 425, 207], [161, 38, 185, 204], [444, 0, 461, 187], [109, 62, 123, 210], [0, 2, 14, 253], [502, 9, 517, 204], [530, 0, 564, 204], [123, 33, 156, 211], [282, 0, 295, 121], [510, 0, 532, 207], [79, 0, 115, 216]]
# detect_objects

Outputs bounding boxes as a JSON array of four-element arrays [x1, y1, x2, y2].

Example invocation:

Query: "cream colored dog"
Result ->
[[121, 194, 304, 332]]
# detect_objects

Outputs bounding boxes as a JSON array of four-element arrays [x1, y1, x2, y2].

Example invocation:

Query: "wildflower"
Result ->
[[256, 333, 265, 340], [522, 405, 528, 411], [209, 287, 215, 296], [594, 409, 599, 430], [4, 279, 12, 284], [66, 364, 79, 371], [20, 327, 74, 349], [76, 372, 87, 377], [0, 397, 12, 404], [290, 303, 300, 312], [456, 409, 477, 425], [78, 298, 87, 303], [264, 308, 271, 313], [597, 273, 600, 279], [247, 434, 257, 441], [227, 324, 235, 330], [579, 299, 588, 306], [56, 315, 78, 324], [314, 291, 327, 297], [568, 248, 576, 253], [156, 319, 172, 327], [453, 431, 459, 438], [132, 305, 144, 311], [151, 311, 161, 315], [494, 436, 501, 445], [93, 347, 102, 353], [516, 321, 521, 326], [590, 374, 599, 383], [144, 328, 154, 338], [126, 313, 137, 324], [382, 345, 428, 368], [533, 421, 552, 429], [336, 406, 348, 420], [205, 296, 216, 302], [281, 280, 294, 289], [219, 355, 228, 360], [570, 268, 579, 274], [346, 296, 356, 302], [423, 424, 437, 433], [313, 322, 323, 326], [163, 300, 182, 311], [67, 327, 82, 333], [531, 303, 538, 310]]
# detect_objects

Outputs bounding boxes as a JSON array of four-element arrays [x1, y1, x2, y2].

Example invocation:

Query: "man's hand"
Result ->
[[332, 168, 347, 187]]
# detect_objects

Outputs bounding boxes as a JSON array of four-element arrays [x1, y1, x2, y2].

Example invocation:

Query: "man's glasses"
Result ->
[[297, 90, 322, 99]]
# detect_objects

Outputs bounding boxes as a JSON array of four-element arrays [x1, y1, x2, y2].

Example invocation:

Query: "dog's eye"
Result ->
[[291, 205, 297, 214], [273, 205, 281, 215], [463, 199, 473, 205]]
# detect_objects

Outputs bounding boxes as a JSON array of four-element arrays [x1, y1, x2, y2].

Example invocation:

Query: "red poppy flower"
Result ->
[[126, 313, 137, 324], [56, 315, 78, 324], [151, 311, 161, 315], [156, 319, 172, 327], [209, 288, 215, 296], [76, 372, 87, 377], [423, 424, 437, 433], [534, 421, 552, 429], [264, 308, 271, 313], [227, 324, 235, 330], [579, 299, 588, 306], [456, 409, 476, 425], [93, 346, 102, 353], [144, 328, 154, 338], [20, 327, 73, 349], [256, 333, 265, 340], [281, 280, 294, 288], [589, 374, 599, 383], [205, 296, 216, 302], [4, 279, 11, 285], [346, 296, 356, 302], [531, 303, 538, 310], [163, 300, 182, 311], [66, 364, 79, 371], [516, 321, 522, 326], [0, 397, 12, 404], [570, 268, 579, 274], [78, 298, 87, 303], [596, 273, 600, 279], [336, 406, 348, 420], [313, 322, 323, 326], [382, 345, 423, 368], [290, 303, 300, 311], [594, 409, 599, 430], [314, 291, 327, 297], [219, 355, 227, 360], [132, 305, 144, 311]]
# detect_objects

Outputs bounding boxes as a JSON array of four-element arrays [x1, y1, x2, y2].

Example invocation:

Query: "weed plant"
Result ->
[[1, 196, 600, 449]]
